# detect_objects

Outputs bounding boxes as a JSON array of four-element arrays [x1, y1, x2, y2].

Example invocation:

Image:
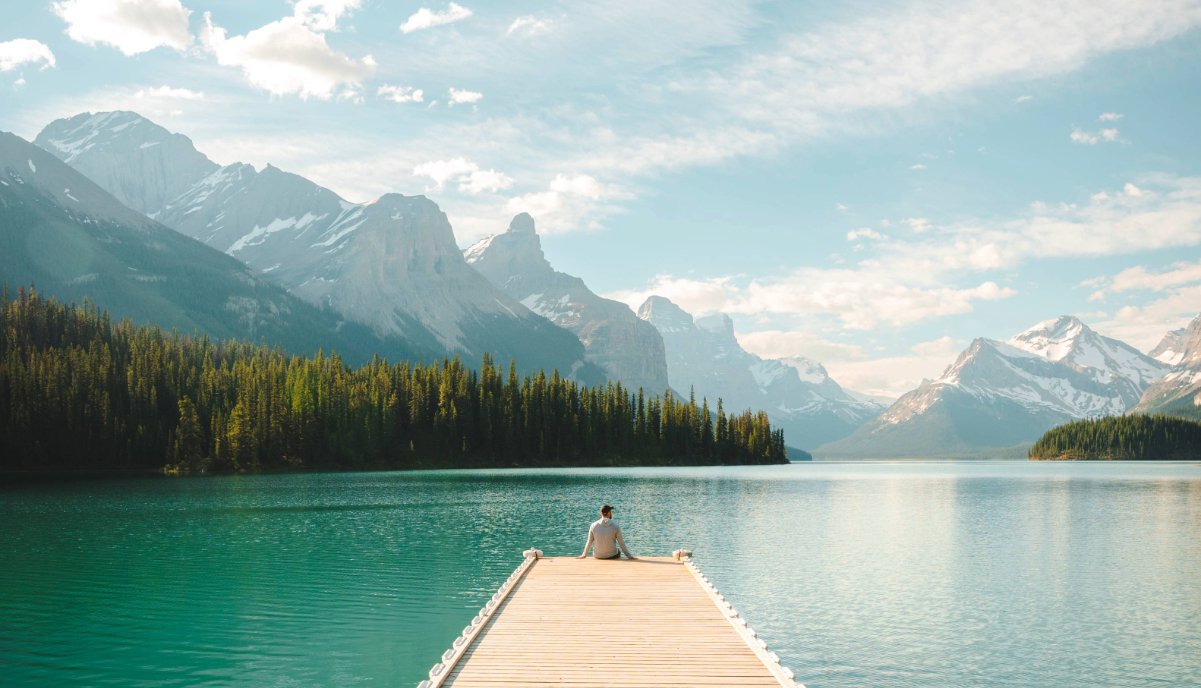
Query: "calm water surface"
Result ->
[[2, 462, 1200, 687]]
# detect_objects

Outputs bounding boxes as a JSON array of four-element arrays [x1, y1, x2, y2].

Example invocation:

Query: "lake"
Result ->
[[2, 462, 1200, 687]]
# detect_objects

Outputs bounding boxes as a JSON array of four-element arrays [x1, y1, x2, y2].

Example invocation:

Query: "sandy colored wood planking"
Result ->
[[418, 549, 801, 687]]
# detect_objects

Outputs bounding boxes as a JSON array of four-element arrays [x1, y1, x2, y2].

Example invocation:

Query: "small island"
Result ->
[[1029, 414, 1201, 461]]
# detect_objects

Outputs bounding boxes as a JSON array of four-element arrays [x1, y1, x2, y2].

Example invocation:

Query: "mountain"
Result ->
[[1134, 314, 1201, 418], [819, 316, 1172, 458], [35, 111, 218, 217], [636, 296, 883, 448], [464, 213, 670, 393], [0, 130, 426, 363], [1149, 326, 1190, 366], [36, 111, 601, 380]]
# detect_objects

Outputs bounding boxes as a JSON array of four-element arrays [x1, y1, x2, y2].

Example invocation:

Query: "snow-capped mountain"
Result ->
[[820, 316, 1172, 458], [637, 296, 883, 448], [35, 111, 602, 381], [0, 129, 417, 364], [1149, 326, 1190, 365], [35, 111, 218, 217], [1134, 314, 1201, 418], [464, 214, 670, 393]]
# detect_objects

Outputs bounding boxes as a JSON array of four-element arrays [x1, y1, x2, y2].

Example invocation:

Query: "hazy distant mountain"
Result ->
[[1134, 314, 1201, 418], [0, 130, 424, 363], [1149, 325, 1190, 366], [636, 296, 883, 448], [819, 316, 1171, 458], [36, 111, 602, 381], [464, 213, 670, 393]]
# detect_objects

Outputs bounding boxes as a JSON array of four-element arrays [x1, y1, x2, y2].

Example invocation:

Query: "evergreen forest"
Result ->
[[1029, 414, 1201, 460], [0, 288, 787, 472]]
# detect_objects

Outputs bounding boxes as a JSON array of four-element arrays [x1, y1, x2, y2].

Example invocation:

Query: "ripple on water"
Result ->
[[2, 463, 1200, 687]]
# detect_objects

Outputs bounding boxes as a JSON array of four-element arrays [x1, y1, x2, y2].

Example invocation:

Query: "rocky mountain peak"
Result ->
[[463, 213, 551, 277], [1150, 327, 1189, 365], [1008, 315, 1088, 361], [695, 313, 736, 341], [35, 110, 218, 216], [637, 296, 695, 333], [779, 356, 830, 384], [509, 212, 536, 233]]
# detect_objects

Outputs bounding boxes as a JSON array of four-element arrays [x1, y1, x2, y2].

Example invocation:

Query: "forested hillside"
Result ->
[[1029, 414, 1201, 461], [0, 288, 786, 472]]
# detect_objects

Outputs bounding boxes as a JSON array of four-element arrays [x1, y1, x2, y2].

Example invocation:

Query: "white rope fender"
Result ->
[[416, 548, 541, 687], [679, 550, 804, 688]]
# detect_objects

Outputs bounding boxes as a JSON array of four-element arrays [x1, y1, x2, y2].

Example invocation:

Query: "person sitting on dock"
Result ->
[[577, 504, 636, 560]]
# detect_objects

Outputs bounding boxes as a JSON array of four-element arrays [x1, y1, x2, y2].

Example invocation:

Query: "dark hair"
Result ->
[[600, 504, 613, 516]]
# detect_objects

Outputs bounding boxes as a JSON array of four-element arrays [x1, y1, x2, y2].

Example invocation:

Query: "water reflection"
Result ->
[[1, 462, 1199, 687]]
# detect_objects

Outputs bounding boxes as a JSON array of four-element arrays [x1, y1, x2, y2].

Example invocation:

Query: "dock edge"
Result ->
[[417, 547, 543, 688], [680, 552, 804, 688]]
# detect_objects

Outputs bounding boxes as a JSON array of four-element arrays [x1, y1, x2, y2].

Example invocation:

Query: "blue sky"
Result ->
[[2, 0, 1200, 396]]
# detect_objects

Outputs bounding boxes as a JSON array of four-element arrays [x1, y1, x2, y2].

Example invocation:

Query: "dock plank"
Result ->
[[437, 556, 793, 687]]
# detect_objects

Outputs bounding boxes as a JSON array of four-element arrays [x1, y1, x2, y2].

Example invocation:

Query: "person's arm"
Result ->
[[577, 528, 594, 558], [616, 527, 634, 559]]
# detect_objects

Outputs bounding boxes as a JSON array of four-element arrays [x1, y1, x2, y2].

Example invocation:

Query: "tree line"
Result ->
[[1029, 414, 1201, 461], [0, 287, 787, 472]]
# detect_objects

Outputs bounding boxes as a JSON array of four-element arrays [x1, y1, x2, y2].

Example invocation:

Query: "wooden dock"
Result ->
[[420, 551, 800, 687]]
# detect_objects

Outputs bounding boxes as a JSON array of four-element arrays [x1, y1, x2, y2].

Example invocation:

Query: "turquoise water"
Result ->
[[2, 462, 1200, 687]]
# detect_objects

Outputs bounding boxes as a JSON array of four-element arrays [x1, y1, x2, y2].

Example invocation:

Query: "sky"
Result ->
[[2, 0, 1200, 397]]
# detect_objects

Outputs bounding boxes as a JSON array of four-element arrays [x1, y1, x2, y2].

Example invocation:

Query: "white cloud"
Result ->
[[1092, 284, 1201, 351], [737, 330, 965, 398], [835, 202, 848, 211], [846, 228, 885, 241], [909, 163, 927, 170], [1015, 94, 1033, 103], [401, 3, 472, 33], [135, 85, 203, 99], [200, 10, 374, 99], [412, 157, 512, 194], [903, 217, 932, 233], [605, 275, 738, 316], [378, 84, 423, 103], [293, 0, 360, 32], [53, 0, 191, 56], [1098, 112, 1124, 121], [505, 173, 619, 232], [1070, 128, 1099, 145], [447, 87, 483, 106], [1085, 259, 1201, 301], [0, 39, 56, 72], [507, 15, 552, 37], [1071, 126, 1121, 144], [694, 0, 1201, 130]]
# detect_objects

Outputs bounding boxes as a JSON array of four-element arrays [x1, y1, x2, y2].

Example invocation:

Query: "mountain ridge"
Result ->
[[35, 111, 602, 381]]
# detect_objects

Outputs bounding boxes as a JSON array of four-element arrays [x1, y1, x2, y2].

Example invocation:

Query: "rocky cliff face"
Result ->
[[465, 214, 670, 392], [35, 111, 601, 380], [1135, 314, 1201, 418], [821, 316, 1172, 458], [637, 296, 883, 449]]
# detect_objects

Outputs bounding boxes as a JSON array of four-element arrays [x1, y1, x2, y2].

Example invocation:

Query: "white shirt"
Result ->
[[583, 517, 633, 559]]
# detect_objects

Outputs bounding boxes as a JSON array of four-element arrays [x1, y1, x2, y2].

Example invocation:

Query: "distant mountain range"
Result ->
[[11, 109, 1200, 459], [34, 111, 602, 381], [818, 316, 1174, 458], [0, 130, 419, 363], [1135, 314, 1201, 419], [465, 213, 670, 394], [636, 296, 885, 449]]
